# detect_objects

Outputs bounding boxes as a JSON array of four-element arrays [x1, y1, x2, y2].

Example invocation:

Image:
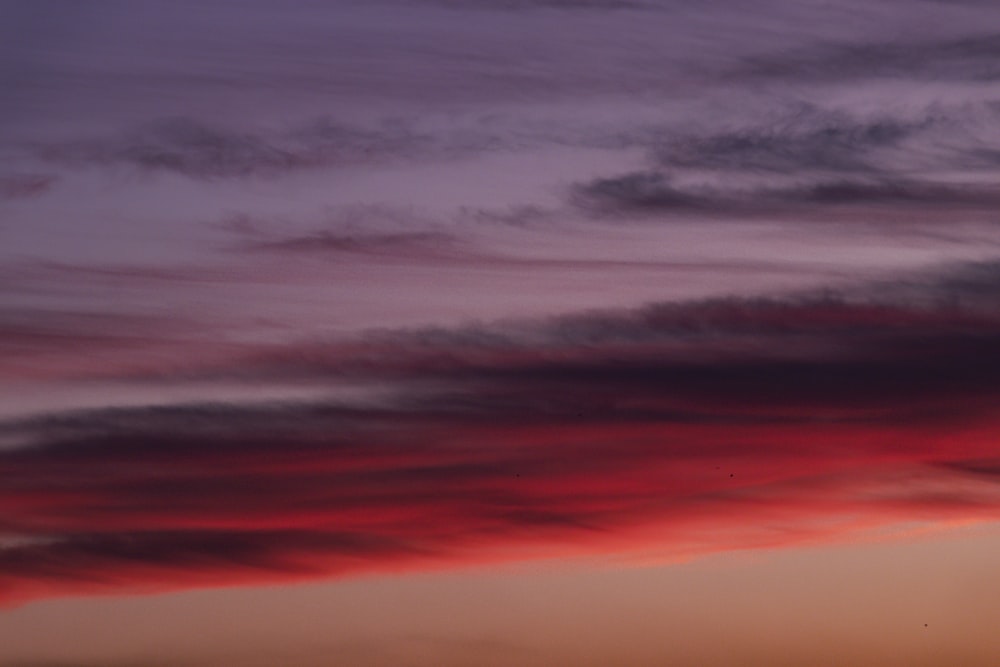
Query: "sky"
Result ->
[[2, 0, 1000, 664]]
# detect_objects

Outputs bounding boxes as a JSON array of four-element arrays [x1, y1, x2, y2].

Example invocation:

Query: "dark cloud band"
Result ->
[[4, 266, 1000, 605]]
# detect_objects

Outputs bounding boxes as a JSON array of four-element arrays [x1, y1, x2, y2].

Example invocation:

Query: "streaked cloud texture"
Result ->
[[2, 1, 1000, 663]]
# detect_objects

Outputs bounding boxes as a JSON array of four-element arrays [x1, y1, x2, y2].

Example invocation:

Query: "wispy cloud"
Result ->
[[0, 306, 222, 383], [6, 0, 1000, 618], [0, 173, 56, 201], [572, 171, 1000, 216], [652, 108, 925, 174], [738, 32, 1000, 82], [572, 101, 1000, 218], [224, 207, 461, 259], [28, 118, 438, 180]]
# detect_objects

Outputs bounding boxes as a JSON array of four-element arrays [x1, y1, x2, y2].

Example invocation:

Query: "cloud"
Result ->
[[739, 32, 1000, 83], [941, 459, 1000, 478], [5, 266, 1000, 604], [0, 308, 177, 354], [0, 173, 56, 201], [0, 306, 214, 382], [653, 109, 923, 174], [571, 172, 716, 213], [7, 0, 1000, 618], [786, 179, 1000, 205], [568, 99, 1000, 218], [31, 117, 435, 180], [251, 231, 457, 258], [225, 282, 1000, 420], [572, 170, 1000, 216], [223, 206, 461, 259]]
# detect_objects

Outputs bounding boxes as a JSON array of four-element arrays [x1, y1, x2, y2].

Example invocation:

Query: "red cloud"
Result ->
[[2, 404, 1000, 605], [3, 287, 1000, 605]]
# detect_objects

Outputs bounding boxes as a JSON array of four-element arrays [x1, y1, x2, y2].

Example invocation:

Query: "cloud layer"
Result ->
[[4, 266, 1000, 604], [5, 0, 1000, 614]]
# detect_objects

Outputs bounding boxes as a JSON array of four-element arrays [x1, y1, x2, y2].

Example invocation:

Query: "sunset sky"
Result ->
[[3, 0, 1000, 664]]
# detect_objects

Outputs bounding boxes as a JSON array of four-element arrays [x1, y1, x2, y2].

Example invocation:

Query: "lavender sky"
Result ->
[[3, 0, 1000, 664]]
